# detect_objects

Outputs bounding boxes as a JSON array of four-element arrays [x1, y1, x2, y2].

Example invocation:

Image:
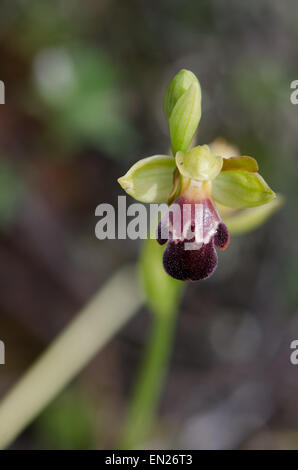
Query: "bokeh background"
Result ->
[[0, 0, 298, 450]]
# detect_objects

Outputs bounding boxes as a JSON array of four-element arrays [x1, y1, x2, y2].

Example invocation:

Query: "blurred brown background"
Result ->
[[0, 0, 298, 449]]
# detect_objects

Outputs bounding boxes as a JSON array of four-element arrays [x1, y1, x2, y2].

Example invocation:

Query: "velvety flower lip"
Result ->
[[162, 239, 217, 281], [157, 182, 230, 281]]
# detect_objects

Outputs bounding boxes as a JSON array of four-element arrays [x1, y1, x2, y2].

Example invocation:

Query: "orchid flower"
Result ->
[[118, 70, 280, 281]]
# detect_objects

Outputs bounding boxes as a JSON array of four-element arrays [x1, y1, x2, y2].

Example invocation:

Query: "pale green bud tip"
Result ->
[[164, 69, 200, 121], [118, 176, 132, 192]]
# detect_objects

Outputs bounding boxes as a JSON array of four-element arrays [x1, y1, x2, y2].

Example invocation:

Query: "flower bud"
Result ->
[[164, 69, 198, 120], [164, 70, 201, 156]]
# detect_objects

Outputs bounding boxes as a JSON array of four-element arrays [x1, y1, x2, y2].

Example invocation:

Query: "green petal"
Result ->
[[212, 169, 275, 209], [164, 69, 198, 121], [223, 195, 284, 234], [118, 155, 175, 203], [169, 81, 201, 155], [221, 156, 259, 172], [176, 145, 223, 181]]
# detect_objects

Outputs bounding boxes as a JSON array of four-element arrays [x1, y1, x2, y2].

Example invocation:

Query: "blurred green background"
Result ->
[[0, 0, 298, 449]]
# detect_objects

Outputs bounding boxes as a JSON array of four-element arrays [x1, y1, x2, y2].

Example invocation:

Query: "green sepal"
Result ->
[[222, 195, 284, 234], [212, 169, 275, 209], [176, 145, 223, 182], [118, 155, 175, 203]]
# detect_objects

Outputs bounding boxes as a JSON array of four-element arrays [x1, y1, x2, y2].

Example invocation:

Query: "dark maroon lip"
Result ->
[[156, 195, 230, 281], [162, 238, 218, 281]]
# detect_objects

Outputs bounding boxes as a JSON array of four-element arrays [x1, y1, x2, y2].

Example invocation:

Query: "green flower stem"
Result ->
[[0, 265, 143, 450], [121, 307, 177, 449]]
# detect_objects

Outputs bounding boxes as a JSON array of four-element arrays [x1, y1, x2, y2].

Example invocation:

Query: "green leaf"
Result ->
[[169, 81, 201, 156], [223, 194, 284, 234], [118, 155, 176, 203], [212, 169, 275, 209], [176, 145, 223, 181], [140, 238, 184, 317], [221, 156, 259, 172], [164, 69, 198, 121]]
